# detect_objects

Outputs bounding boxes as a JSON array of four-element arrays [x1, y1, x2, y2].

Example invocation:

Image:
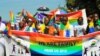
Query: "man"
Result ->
[[12, 44, 16, 53], [74, 17, 86, 37], [84, 47, 88, 56], [0, 16, 6, 36], [58, 17, 74, 37]]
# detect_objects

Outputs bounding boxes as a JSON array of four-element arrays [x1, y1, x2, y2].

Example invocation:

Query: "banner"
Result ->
[[56, 9, 87, 29], [10, 30, 82, 56], [9, 30, 100, 56], [7, 9, 99, 56]]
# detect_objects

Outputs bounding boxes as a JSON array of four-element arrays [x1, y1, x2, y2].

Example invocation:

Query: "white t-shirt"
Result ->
[[74, 25, 85, 36], [69, 25, 74, 37], [0, 22, 6, 31]]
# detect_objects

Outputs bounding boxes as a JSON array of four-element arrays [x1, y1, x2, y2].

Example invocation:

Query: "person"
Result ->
[[12, 44, 16, 53], [24, 19, 33, 32], [36, 16, 57, 36], [54, 19, 60, 36], [94, 13, 100, 31], [0, 16, 6, 37], [94, 51, 97, 56], [35, 21, 43, 33], [21, 48, 23, 54], [91, 51, 93, 56], [24, 46, 29, 54], [41, 17, 49, 34], [17, 48, 20, 54], [99, 47, 100, 56], [84, 47, 88, 56], [58, 17, 74, 37], [0, 42, 6, 56], [19, 19, 27, 30], [86, 15, 95, 34], [74, 17, 86, 37]]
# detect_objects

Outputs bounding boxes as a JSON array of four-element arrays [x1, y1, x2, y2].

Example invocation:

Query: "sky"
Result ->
[[0, 0, 65, 21]]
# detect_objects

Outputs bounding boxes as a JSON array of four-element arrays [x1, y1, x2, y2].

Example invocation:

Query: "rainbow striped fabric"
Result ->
[[10, 30, 82, 56], [58, 9, 87, 37], [7, 9, 88, 56], [9, 11, 15, 24]]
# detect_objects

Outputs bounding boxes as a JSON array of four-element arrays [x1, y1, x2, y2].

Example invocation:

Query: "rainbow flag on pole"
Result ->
[[9, 11, 15, 24]]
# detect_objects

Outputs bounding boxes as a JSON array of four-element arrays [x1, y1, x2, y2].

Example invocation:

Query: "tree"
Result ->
[[66, 0, 100, 16]]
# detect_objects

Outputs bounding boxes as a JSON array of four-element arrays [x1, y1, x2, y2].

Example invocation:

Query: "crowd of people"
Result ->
[[0, 10, 100, 38]]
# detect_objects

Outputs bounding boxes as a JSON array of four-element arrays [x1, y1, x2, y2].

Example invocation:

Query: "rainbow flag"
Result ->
[[26, 11, 33, 18], [9, 30, 100, 56], [56, 9, 87, 27], [26, 11, 36, 22], [58, 9, 87, 37], [9, 11, 15, 24], [68, 11, 82, 25], [10, 30, 82, 56]]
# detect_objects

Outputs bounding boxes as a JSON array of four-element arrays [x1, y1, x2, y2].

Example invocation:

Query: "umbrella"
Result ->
[[37, 6, 49, 11]]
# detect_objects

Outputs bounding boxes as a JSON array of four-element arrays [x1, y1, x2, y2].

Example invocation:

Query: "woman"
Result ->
[[86, 15, 95, 34], [94, 13, 100, 31]]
